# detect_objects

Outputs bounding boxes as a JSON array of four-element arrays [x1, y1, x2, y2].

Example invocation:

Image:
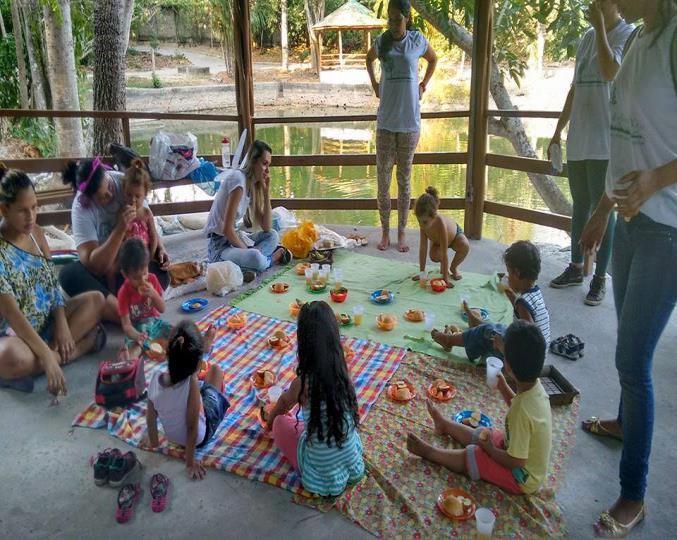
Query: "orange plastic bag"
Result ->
[[281, 220, 318, 259]]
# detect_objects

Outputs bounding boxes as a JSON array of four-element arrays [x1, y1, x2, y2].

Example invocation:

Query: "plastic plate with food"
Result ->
[[454, 410, 492, 428], [145, 340, 166, 361], [307, 280, 327, 294], [427, 379, 457, 402], [388, 380, 415, 402], [268, 330, 291, 349], [376, 313, 397, 331], [370, 289, 394, 305], [336, 313, 353, 326], [269, 282, 290, 294], [461, 307, 490, 322], [295, 262, 311, 275], [181, 297, 208, 313], [251, 368, 276, 389], [226, 312, 248, 330], [436, 488, 476, 520], [289, 299, 306, 317], [404, 308, 425, 322], [330, 287, 348, 303]]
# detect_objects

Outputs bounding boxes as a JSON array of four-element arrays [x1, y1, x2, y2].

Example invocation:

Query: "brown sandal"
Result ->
[[582, 417, 623, 442], [594, 506, 645, 537]]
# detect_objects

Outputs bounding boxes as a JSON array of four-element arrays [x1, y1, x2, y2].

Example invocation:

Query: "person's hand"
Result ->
[[187, 462, 206, 480], [156, 247, 170, 270], [53, 321, 75, 364], [136, 332, 149, 347], [43, 352, 67, 397], [547, 133, 561, 160], [477, 429, 494, 454], [418, 81, 427, 100], [117, 204, 137, 230], [503, 287, 518, 305], [372, 83, 380, 98], [580, 207, 611, 255], [613, 169, 659, 221], [492, 333, 505, 354], [586, 0, 605, 32]]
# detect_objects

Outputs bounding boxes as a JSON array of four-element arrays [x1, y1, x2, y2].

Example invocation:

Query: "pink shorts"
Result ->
[[465, 428, 523, 495]]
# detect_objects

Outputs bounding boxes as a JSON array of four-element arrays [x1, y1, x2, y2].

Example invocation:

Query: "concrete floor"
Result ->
[[1, 226, 675, 539]]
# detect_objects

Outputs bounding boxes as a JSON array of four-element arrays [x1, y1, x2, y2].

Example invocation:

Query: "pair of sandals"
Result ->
[[116, 473, 170, 523], [550, 334, 584, 360]]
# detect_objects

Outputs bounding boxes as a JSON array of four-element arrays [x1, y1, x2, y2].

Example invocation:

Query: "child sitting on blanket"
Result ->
[[412, 186, 470, 288], [408, 320, 552, 495], [431, 240, 550, 361], [144, 321, 228, 480], [117, 238, 171, 357], [266, 301, 365, 496]]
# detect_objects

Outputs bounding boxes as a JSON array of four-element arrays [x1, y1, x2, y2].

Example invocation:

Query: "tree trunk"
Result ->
[[92, 0, 127, 155], [303, 0, 324, 72], [280, 0, 289, 70], [0, 8, 7, 38], [43, 0, 85, 157], [121, 0, 135, 54], [410, 0, 572, 216], [10, 0, 30, 109], [20, 0, 48, 109]]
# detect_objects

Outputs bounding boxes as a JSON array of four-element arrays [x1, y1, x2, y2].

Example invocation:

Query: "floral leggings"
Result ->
[[376, 129, 420, 232]]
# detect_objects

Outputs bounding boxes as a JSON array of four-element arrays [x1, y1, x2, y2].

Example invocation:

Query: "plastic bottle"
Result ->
[[221, 137, 231, 168]]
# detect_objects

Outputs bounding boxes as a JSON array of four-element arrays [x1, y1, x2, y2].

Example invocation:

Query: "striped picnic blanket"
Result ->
[[72, 305, 406, 495]]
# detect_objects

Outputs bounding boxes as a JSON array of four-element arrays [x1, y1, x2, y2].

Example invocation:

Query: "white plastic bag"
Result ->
[[272, 206, 298, 230], [149, 130, 200, 181], [206, 261, 244, 296]]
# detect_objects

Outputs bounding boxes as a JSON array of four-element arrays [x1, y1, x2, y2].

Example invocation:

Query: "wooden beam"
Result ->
[[464, 0, 493, 239], [488, 109, 561, 119], [0, 109, 239, 122], [338, 30, 343, 68], [233, 0, 254, 144], [486, 153, 568, 177], [253, 110, 470, 124], [483, 201, 571, 231]]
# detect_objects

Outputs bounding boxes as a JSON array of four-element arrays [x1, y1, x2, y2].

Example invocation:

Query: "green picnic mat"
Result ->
[[232, 251, 513, 362]]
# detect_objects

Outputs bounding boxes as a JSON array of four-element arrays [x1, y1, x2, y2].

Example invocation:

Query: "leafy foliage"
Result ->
[[0, 36, 19, 109]]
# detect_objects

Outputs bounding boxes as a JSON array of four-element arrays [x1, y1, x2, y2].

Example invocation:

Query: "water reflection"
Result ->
[[132, 111, 570, 247]]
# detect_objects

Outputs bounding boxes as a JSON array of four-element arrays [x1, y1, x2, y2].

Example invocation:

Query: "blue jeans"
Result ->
[[612, 214, 677, 501], [207, 229, 279, 273], [462, 323, 507, 362]]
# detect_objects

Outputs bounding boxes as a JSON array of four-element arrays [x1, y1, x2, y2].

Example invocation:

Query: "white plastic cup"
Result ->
[[333, 268, 344, 287], [352, 304, 364, 326], [486, 357, 504, 389], [321, 263, 331, 274], [310, 263, 320, 279], [268, 385, 283, 403], [304, 267, 313, 284], [475, 507, 496, 539], [424, 312, 436, 331]]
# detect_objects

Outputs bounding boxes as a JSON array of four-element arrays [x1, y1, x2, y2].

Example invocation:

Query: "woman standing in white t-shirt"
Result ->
[[581, 1, 677, 536], [366, 0, 437, 252], [205, 140, 291, 282], [548, 0, 634, 306]]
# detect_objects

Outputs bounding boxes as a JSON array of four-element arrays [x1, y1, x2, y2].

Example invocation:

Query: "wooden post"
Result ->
[[317, 31, 323, 73], [338, 30, 343, 68], [121, 117, 131, 147], [233, 0, 254, 145], [367, 30, 371, 51], [463, 0, 493, 239]]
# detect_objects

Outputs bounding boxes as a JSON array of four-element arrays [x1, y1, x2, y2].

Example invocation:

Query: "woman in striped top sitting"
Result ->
[[267, 301, 365, 496]]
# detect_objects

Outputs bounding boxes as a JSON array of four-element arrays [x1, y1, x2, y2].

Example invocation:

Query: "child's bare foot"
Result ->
[[431, 328, 453, 352], [203, 324, 216, 352], [378, 232, 390, 251], [450, 267, 462, 280], [397, 231, 409, 253], [462, 300, 483, 328], [407, 433, 434, 460], [426, 398, 449, 436]]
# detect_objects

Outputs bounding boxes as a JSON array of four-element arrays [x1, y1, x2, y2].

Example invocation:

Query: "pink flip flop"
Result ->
[[116, 483, 142, 524], [150, 473, 170, 513]]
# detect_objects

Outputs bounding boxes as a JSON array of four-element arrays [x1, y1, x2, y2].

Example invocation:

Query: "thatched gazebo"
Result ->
[[312, 0, 386, 78]]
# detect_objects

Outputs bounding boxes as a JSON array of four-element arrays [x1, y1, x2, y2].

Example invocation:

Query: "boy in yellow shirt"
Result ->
[[407, 320, 552, 494]]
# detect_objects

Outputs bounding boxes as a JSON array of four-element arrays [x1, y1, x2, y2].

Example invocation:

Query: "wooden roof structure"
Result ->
[[312, 0, 386, 32]]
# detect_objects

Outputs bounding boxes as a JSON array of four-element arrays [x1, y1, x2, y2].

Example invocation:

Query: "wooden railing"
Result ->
[[0, 106, 570, 234]]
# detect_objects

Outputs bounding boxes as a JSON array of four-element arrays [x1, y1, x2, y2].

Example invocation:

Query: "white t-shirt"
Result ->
[[72, 171, 126, 248], [567, 21, 635, 161], [606, 18, 677, 229], [148, 371, 206, 447], [375, 30, 429, 133], [204, 169, 250, 237]]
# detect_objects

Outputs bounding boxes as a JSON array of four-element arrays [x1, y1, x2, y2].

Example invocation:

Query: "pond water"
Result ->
[[131, 109, 571, 248]]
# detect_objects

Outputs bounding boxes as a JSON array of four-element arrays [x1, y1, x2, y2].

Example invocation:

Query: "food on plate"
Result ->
[[346, 233, 368, 246], [254, 369, 275, 387], [321, 239, 334, 249], [309, 280, 325, 291], [270, 282, 289, 293], [391, 380, 413, 400], [442, 494, 465, 517], [376, 289, 392, 303], [295, 262, 311, 275], [377, 313, 397, 331], [405, 308, 425, 322], [462, 411, 483, 428], [149, 342, 164, 355], [191, 302, 203, 309], [269, 330, 290, 348], [342, 344, 355, 360], [430, 278, 447, 292], [289, 299, 306, 317], [337, 313, 352, 325], [431, 379, 454, 400]]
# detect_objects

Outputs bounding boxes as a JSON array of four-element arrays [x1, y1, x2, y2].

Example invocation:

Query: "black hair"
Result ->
[[414, 186, 440, 218], [167, 320, 204, 385], [0, 164, 35, 205], [377, 0, 414, 62], [296, 301, 360, 448], [503, 320, 546, 382], [62, 159, 106, 199], [503, 240, 541, 282], [119, 238, 149, 274]]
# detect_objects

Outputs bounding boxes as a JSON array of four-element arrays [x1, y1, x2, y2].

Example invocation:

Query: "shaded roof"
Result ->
[[312, 0, 386, 32]]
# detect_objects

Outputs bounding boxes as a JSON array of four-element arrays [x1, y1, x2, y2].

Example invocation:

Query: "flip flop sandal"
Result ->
[[116, 483, 142, 524], [277, 246, 293, 265], [565, 333, 585, 357], [593, 506, 646, 537], [93, 324, 107, 354], [582, 417, 623, 441], [549, 335, 580, 360], [150, 473, 170, 513]]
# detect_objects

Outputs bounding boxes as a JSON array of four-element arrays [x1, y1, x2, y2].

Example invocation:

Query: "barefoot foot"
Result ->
[[397, 231, 409, 253], [450, 268, 462, 280], [406, 433, 434, 460], [431, 329, 452, 352], [378, 232, 390, 251], [426, 398, 449, 436], [203, 323, 216, 352], [462, 301, 483, 328]]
